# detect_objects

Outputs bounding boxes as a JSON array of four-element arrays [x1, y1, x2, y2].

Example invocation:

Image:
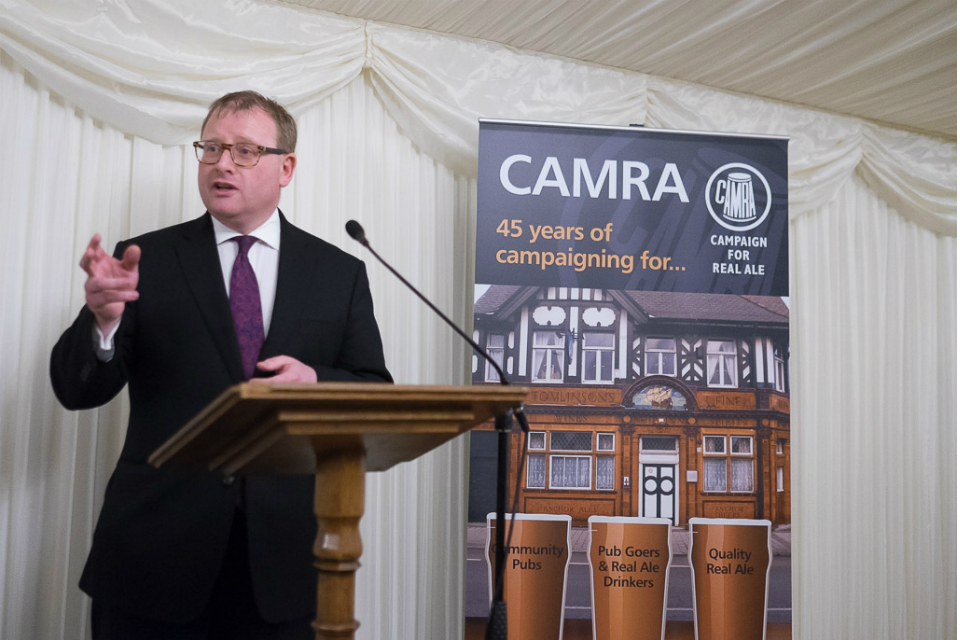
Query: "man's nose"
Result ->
[[215, 147, 237, 169]]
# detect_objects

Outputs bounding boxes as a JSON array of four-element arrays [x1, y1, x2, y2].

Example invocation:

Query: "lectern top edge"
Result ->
[[231, 381, 528, 400], [148, 383, 529, 470]]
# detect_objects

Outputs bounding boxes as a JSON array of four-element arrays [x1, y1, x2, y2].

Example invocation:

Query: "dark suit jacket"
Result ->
[[50, 212, 392, 623]]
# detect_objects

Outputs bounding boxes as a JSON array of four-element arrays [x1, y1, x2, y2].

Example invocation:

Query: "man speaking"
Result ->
[[50, 91, 392, 639]]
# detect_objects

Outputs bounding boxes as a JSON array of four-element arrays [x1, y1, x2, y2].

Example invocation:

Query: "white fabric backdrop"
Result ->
[[0, 58, 477, 639], [791, 175, 956, 640], [0, 0, 955, 638]]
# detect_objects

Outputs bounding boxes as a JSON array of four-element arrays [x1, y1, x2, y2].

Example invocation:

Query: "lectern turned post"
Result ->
[[311, 449, 365, 637]]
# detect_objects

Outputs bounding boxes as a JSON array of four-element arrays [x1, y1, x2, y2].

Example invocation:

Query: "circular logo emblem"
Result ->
[[704, 163, 772, 232]]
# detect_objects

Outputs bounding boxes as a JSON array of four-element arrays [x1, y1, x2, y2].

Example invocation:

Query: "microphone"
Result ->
[[346, 219, 528, 640], [344, 220, 517, 393], [345, 220, 367, 246]]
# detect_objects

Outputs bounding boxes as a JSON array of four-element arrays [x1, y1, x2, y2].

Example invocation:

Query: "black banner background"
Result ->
[[476, 121, 789, 295]]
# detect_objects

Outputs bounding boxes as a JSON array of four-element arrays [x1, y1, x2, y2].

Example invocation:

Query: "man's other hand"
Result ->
[[80, 234, 140, 333], [252, 356, 318, 383]]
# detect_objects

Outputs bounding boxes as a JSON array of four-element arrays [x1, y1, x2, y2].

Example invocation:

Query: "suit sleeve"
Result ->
[[50, 243, 134, 410], [314, 262, 392, 383]]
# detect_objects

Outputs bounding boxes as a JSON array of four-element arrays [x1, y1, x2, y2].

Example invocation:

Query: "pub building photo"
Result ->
[[468, 285, 790, 527]]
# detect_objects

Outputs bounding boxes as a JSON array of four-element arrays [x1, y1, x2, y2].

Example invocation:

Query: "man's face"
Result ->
[[198, 107, 295, 234]]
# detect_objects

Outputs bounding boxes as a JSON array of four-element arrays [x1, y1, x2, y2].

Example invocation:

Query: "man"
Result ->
[[50, 91, 392, 639]]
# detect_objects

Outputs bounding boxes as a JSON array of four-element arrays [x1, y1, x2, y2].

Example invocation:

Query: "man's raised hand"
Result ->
[[80, 234, 140, 333]]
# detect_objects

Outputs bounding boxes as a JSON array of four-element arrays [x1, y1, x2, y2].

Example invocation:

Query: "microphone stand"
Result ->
[[346, 220, 525, 640]]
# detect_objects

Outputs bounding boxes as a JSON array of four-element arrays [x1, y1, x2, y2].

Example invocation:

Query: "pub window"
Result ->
[[776, 466, 785, 492], [524, 430, 620, 491], [527, 432, 546, 489], [527, 431, 620, 491], [642, 436, 678, 453], [532, 331, 565, 383], [527, 454, 546, 489], [731, 436, 753, 455], [702, 435, 755, 494], [703, 436, 727, 492], [703, 435, 726, 454], [777, 439, 785, 455], [703, 458, 727, 492], [583, 333, 615, 384], [597, 432, 615, 452], [731, 436, 755, 493], [774, 346, 786, 392], [706, 340, 737, 388], [551, 431, 592, 451], [644, 337, 677, 376], [731, 459, 754, 492], [529, 431, 546, 451], [596, 456, 615, 490], [485, 334, 505, 382], [550, 455, 591, 489]]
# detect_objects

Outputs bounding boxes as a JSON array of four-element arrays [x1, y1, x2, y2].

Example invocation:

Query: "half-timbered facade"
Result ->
[[468, 286, 790, 526]]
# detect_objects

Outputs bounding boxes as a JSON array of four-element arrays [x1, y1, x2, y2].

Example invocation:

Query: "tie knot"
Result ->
[[233, 235, 258, 256]]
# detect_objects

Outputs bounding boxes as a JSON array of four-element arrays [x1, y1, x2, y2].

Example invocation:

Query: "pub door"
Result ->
[[639, 435, 680, 525], [641, 464, 677, 523]]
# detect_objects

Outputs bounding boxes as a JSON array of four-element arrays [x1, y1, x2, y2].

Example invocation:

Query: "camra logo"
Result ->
[[705, 163, 772, 232]]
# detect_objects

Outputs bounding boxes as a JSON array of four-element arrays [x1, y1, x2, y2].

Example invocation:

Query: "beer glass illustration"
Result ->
[[588, 516, 672, 640], [721, 172, 757, 222], [688, 518, 771, 640], [486, 513, 571, 640]]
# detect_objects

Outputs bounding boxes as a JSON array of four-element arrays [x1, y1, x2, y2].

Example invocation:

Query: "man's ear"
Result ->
[[279, 153, 296, 187]]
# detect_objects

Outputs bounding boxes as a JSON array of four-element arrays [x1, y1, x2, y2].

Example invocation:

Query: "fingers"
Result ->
[[85, 276, 139, 293], [85, 279, 139, 313], [80, 236, 140, 293], [253, 356, 317, 383], [79, 235, 140, 330], [79, 236, 141, 276], [84, 266, 139, 302], [85, 287, 140, 306], [120, 244, 141, 271], [79, 234, 104, 275], [255, 356, 290, 372], [249, 361, 293, 384]]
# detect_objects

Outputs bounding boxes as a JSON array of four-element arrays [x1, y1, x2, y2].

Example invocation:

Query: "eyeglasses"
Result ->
[[193, 141, 288, 167]]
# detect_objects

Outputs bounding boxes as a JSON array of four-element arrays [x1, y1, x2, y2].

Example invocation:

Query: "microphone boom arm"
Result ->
[[346, 220, 510, 387]]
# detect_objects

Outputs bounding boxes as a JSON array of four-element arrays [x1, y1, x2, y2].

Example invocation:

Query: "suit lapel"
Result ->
[[260, 212, 311, 360], [175, 214, 246, 381]]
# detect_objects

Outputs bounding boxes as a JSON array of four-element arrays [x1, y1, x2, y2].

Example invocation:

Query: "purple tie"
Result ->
[[230, 235, 264, 380]]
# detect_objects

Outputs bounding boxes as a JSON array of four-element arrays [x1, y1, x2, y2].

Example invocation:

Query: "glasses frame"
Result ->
[[193, 141, 288, 167]]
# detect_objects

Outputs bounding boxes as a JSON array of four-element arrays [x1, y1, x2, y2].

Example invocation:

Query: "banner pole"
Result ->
[[485, 412, 511, 639]]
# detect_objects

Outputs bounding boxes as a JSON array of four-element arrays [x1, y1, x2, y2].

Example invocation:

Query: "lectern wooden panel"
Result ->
[[149, 382, 527, 639]]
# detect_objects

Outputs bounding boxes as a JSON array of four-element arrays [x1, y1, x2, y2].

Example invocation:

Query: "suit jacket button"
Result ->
[[222, 475, 235, 486], [80, 363, 92, 381]]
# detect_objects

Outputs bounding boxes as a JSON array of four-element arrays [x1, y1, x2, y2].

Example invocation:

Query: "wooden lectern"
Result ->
[[148, 382, 527, 639]]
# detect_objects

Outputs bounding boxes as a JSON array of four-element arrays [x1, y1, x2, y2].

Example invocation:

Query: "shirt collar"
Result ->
[[212, 209, 281, 251]]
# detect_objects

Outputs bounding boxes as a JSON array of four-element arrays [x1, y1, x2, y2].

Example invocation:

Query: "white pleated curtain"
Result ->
[[0, 1, 955, 639]]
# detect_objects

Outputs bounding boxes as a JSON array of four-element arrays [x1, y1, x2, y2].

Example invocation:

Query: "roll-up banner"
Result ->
[[467, 119, 791, 634]]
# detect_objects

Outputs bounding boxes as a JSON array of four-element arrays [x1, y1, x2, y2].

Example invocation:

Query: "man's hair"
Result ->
[[201, 91, 297, 153]]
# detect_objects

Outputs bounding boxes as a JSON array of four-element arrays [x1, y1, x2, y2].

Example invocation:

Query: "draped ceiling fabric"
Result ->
[[0, 1, 955, 639], [281, 0, 957, 140]]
